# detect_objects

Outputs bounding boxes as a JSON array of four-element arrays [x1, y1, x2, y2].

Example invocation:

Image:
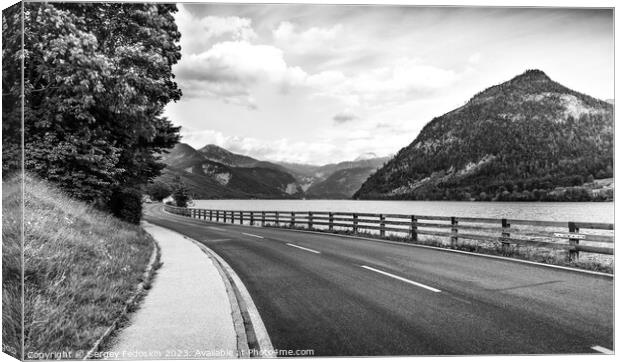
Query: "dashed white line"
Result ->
[[207, 226, 226, 232], [360, 265, 441, 293], [242, 232, 265, 239], [286, 243, 321, 254], [591, 345, 613, 354]]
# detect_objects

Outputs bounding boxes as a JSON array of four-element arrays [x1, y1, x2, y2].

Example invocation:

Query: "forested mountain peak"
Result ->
[[354, 70, 613, 201]]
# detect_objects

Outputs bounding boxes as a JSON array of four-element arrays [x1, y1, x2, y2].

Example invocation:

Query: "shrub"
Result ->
[[109, 187, 143, 224], [145, 181, 171, 202]]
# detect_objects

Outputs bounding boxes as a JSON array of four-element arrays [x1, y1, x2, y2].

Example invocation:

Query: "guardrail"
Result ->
[[163, 205, 614, 261]]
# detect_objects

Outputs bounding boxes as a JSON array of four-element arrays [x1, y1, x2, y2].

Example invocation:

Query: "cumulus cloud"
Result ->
[[307, 58, 459, 107], [272, 21, 343, 55], [181, 129, 342, 164], [180, 121, 408, 164], [176, 5, 257, 54], [333, 110, 358, 123], [174, 41, 307, 108]]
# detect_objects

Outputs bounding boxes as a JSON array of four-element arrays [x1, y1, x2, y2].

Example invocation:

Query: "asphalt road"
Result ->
[[144, 203, 613, 356]]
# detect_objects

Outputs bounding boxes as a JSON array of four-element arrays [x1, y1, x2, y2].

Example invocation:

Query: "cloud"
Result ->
[[333, 110, 358, 123], [176, 5, 257, 54], [468, 52, 481, 64], [307, 58, 459, 107], [174, 41, 307, 108], [272, 21, 343, 55]]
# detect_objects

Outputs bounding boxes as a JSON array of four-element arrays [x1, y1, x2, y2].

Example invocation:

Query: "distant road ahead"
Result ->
[[144, 204, 613, 356]]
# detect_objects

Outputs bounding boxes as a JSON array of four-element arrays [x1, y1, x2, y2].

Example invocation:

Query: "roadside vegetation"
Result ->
[[269, 224, 613, 274], [3, 175, 156, 355]]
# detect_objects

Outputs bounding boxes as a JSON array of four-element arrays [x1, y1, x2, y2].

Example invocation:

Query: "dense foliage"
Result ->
[[5, 3, 182, 221], [145, 181, 172, 202], [355, 70, 613, 201], [2, 4, 23, 178], [171, 176, 191, 207]]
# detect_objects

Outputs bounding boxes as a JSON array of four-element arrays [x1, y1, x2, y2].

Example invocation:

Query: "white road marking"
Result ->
[[361, 265, 441, 293], [591, 345, 613, 354], [209, 239, 231, 242], [207, 226, 226, 232], [242, 232, 264, 239], [286, 243, 321, 254]]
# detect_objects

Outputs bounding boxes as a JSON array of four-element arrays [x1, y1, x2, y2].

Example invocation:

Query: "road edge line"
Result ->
[[161, 206, 613, 278], [142, 220, 251, 357], [288, 228, 614, 278], [151, 214, 274, 356], [191, 238, 275, 356]]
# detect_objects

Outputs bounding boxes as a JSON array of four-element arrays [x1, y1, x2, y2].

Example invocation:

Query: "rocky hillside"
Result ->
[[157, 143, 302, 199], [354, 70, 613, 201], [278, 156, 389, 194], [306, 167, 378, 199]]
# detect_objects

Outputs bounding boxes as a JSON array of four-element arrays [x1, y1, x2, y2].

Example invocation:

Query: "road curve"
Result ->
[[144, 203, 613, 356]]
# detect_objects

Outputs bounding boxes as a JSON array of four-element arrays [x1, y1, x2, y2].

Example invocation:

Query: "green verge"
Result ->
[[264, 224, 613, 275], [2, 175, 23, 359], [3, 175, 156, 357]]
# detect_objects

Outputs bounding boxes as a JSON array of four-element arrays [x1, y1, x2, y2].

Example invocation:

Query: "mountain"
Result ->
[[198, 144, 288, 172], [157, 143, 302, 199], [354, 69, 613, 201], [306, 167, 377, 199], [277, 156, 390, 196]]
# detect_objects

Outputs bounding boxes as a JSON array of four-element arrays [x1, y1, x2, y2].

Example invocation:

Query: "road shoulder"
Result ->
[[103, 222, 243, 359]]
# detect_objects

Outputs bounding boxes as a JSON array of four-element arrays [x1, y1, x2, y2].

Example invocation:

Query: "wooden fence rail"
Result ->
[[163, 205, 614, 261]]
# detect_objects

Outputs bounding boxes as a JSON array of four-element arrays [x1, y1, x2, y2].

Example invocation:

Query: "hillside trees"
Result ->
[[10, 3, 182, 221]]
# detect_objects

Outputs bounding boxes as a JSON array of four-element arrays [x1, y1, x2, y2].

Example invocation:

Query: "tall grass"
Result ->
[[3, 174, 155, 357], [2, 174, 23, 359]]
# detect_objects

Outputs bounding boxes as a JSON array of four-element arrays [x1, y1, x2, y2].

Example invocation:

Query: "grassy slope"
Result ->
[[2, 175, 23, 359], [3, 175, 155, 355]]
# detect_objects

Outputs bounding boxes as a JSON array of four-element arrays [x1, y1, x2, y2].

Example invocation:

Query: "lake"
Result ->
[[191, 199, 614, 223]]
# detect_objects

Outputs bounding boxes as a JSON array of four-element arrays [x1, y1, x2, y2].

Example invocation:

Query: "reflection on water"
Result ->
[[192, 200, 614, 223]]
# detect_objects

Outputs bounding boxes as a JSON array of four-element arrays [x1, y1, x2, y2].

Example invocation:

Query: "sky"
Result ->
[[164, 3, 613, 165]]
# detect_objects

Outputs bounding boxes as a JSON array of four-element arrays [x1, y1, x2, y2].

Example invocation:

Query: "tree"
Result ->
[[17, 3, 181, 218], [2, 4, 24, 178], [171, 178, 190, 207], [145, 181, 172, 202]]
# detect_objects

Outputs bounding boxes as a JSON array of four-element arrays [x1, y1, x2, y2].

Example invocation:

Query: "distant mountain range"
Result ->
[[354, 69, 613, 201], [157, 143, 390, 199]]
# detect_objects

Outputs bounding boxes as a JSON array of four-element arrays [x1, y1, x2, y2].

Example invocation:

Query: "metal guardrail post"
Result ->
[[240, 211, 244, 225], [261, 211, 265, 226], [250, 211, 254, 226], [291, 212, 295, 227], [568, 222, 580, 262], [353, 214, 358, 233], [216, 210, 220, 222], [451, 217, 458, 248], [380, 214, 386, 237], [275, 211, 279, 226], [501, 218, 511, 254], [410, 215, 418, 242], [329, 212, 334, 231], [209, 210, 212, 221], [308, 212, 313, 229]]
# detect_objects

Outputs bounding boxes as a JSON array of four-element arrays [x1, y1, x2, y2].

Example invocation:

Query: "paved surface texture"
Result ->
[[144, 203, 614, 356], [106, 222, 239, 359]]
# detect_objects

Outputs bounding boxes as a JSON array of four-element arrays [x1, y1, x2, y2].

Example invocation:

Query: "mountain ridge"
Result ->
[[354, 69, 613, 201]]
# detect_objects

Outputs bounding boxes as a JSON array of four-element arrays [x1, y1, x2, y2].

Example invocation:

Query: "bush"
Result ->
[[145, 181, 171, 202], [109, 187, 143, 224]]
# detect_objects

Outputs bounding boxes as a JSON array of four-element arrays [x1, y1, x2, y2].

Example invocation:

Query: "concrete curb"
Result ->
[[165, 208, 613, 279], [180, 235, 250, 357], [83, 231, 161, 360], [178, 234, 275, 358]]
